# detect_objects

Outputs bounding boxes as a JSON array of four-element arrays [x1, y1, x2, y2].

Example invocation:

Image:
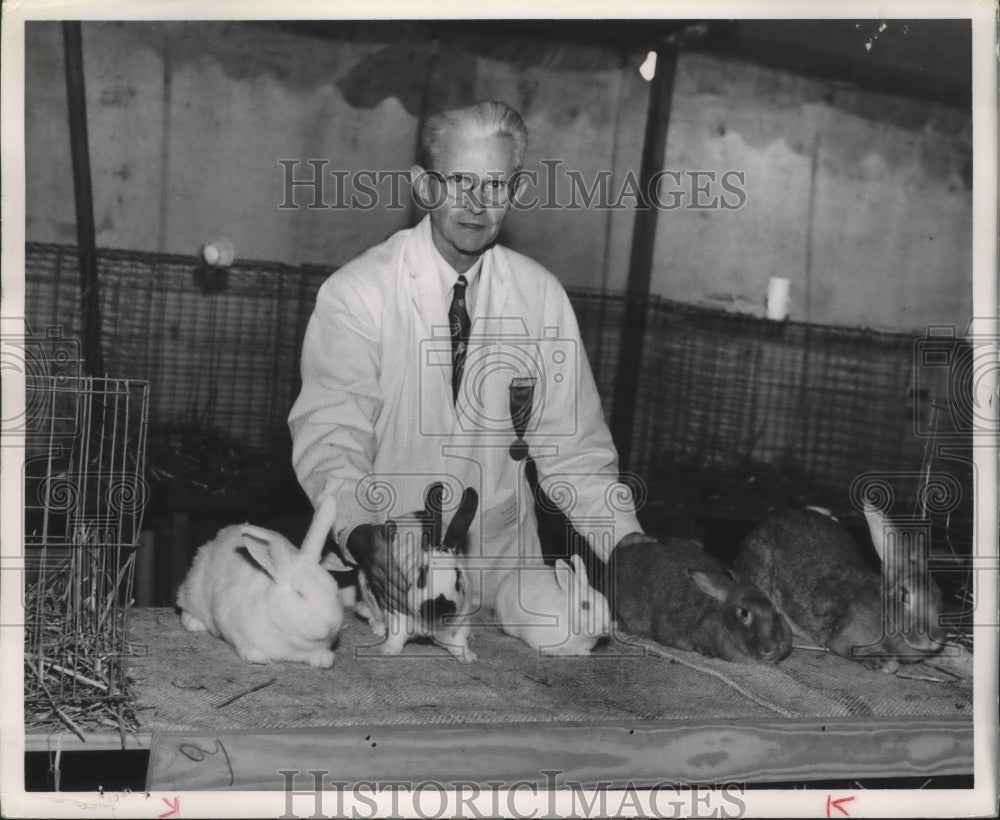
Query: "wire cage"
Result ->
[[23, 374, 151, 735], [23, 241, 965, 518], [24, 242, 321, 451], [626, 297, 961, 517]]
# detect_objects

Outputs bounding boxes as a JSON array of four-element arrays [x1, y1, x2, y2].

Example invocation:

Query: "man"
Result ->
[[289, 100, 645, 615]]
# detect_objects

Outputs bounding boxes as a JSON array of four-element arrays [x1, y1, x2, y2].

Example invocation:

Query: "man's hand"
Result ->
[[348, 523, 408, 613]]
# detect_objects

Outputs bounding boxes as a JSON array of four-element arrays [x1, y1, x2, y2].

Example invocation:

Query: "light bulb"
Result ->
[[639, 51, 657, 82]]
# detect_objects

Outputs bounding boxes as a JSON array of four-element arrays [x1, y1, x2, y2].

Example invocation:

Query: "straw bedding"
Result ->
[[127, 607, 972, 733]]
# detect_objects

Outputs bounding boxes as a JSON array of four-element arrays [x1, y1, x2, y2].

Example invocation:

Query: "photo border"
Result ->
[[1, 0, 995, 817]]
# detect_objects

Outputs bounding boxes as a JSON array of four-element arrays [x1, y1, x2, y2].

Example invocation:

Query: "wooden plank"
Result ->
[[146, 716, 972, 791], [25, 730, 152, 753]]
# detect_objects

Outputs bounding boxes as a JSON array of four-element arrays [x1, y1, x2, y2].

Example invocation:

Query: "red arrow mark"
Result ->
[[158, 796, 180, 818], [826, 794, 855, 817]]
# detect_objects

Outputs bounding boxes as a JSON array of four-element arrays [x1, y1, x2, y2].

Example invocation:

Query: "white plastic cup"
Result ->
[[766, 276, 790, 321], [202, 237, 235, 267]]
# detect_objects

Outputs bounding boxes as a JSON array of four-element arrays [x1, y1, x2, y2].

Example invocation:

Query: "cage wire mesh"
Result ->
[[24, 241, 962, 517], [629, 298, 959, 518], [22, 373, 150, 736], [25, 242, 329, 506]]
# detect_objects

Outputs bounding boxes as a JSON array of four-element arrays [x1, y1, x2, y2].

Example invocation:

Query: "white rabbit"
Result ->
[[176, 496, 344, 667], [493, 554, 611, 656], [355, 483, 479, 663]]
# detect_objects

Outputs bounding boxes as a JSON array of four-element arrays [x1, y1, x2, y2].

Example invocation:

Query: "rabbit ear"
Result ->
[[443, 487, 479, 551], [240, 529, 293, 581], [300, 495, 338, 562], [805, 505, 838, 522], [569, 554, 589, 588], [424, 482, 445, 547], [688, 569, 735, 602], [555, 559, 572, 593], [241, 524, 277, 543], [862, 502, 892, 563]]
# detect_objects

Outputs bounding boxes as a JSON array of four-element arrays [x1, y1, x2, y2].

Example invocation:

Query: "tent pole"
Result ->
[[63, 21, 104, 377], [610, 42, 678, 473]]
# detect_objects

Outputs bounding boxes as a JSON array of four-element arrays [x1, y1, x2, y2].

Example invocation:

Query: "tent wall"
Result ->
[[25, 21, 971, 333]]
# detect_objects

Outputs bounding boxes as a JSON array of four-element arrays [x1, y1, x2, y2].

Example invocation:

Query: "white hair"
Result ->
[[420, 100, 528, 171]]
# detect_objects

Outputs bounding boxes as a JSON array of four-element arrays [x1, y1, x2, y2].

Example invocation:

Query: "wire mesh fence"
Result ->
[[23, 242, 964, 516], [626, 299, 959, 514], [22, 374, 151, 735], [24, 243, 328, 450]]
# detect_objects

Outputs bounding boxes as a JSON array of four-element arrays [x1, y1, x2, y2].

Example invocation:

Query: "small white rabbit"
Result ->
[[176, 496, 344, 667], [493, 554, 611, 656]]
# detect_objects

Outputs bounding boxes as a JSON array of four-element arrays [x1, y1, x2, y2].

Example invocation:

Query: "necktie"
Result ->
[[449, 275, 471, 404]]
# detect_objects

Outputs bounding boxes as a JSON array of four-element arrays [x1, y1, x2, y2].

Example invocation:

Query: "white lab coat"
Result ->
[[288, 216, 641, 605]]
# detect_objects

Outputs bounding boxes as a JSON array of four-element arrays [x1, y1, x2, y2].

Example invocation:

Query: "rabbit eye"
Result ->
[[581, 601, 590, 611], [737, 607, 751, 623], [295, 589, 305, 598]]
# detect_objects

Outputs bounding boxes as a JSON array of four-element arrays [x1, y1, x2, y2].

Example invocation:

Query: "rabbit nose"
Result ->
[[906, 630, 946, 652], [420, 594, 458, 626], [760, 645, 782, 663], [929, 619, 949, 645]]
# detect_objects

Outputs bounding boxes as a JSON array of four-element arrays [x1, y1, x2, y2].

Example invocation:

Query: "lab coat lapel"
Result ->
[[455, 246, 511, 418], [479, 244, 510, 321], [404, 218, 453, 401]]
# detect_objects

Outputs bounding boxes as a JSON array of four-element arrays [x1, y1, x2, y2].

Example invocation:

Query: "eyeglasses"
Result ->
[[429, 171, 515, 206]]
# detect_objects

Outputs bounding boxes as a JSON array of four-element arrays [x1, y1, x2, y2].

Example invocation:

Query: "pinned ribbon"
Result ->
[[509, 377, 535, 461]]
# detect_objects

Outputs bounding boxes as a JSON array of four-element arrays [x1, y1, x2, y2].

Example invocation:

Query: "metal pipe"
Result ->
[[62, 21, 104, 376], [610, 43, 679, 471]]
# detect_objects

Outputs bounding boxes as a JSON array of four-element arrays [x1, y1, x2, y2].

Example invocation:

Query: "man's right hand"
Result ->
[[348, 523, 408, 614]]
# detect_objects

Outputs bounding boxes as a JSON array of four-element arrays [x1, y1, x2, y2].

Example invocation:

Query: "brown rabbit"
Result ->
[[609, 537, 793, 664], [734, 504, 947, 673]]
